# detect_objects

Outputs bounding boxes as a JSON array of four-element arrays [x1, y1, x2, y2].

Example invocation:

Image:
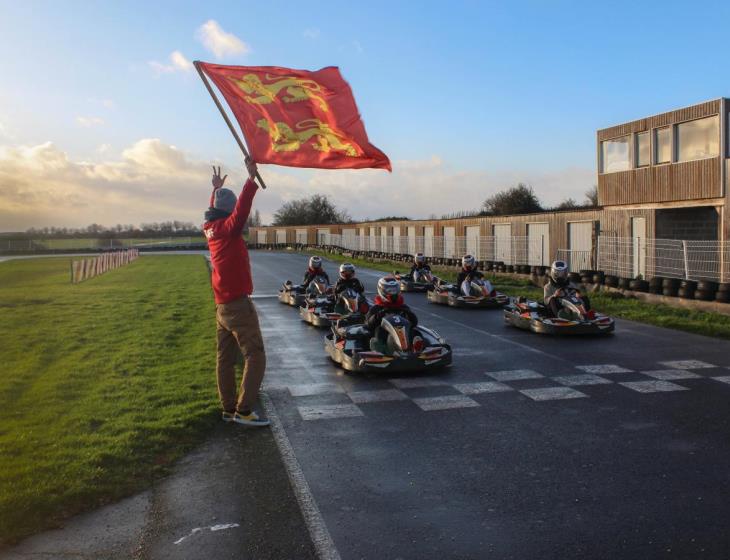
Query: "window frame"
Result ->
[[653, 126, 672, 166], [674, 114, 720, 164], [634, 131, 651, 168], [600, 134, 632, 174]]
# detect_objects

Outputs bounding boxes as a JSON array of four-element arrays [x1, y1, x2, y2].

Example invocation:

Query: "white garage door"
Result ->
[[342, 228, 357, 250], [359, 227, 366, 250], [527, 223, 550, 266], [407, 226, 416, 254], [380, 227, 389, 252], [256, 230, 267, 244], [424, 226, 434, 257], [369, 227, 377, 251], [317, 228, 330, 245], [493, 223, 512, 264], [443, 227, 456, 258], [392, 226, 401, 253], [466, 226, 480, 260], [568, 222, 593, 271], [295, 229, 308, 244], [276, 229, 287, 244]]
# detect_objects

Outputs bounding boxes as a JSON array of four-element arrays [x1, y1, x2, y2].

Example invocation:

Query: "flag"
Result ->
[[197, 62, 391, 171]]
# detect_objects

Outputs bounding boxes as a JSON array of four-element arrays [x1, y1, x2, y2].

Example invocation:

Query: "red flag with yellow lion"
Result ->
[[197, 62, 391, 171]]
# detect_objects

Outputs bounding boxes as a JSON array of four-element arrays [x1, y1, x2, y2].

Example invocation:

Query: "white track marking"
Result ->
[[619, 380, 690, 393], [261, 393, 342, 560], [486, 369, 543, 382], [659, 360, 716, 370], [712, 376, 730, 384], [389, 377, 451, 389], [641, 369, 702, 381], [298, 404, 364, 421], [575, 364, 633, 374], [553, 374, 613, 386], [520, 387, 588, 401], [453, 381, 514, 394], [347, 389, 409, 403], [288, 383, 345, 397], [412, 395, 480, 411], [173, 523, 240, 545]]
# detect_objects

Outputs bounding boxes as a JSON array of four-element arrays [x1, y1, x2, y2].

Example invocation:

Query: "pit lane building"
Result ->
[[250, 98, 730, 280]]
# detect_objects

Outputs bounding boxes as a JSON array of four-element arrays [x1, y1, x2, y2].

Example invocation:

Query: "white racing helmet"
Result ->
[[377, 275, 401, 303], [550, 260, 569, 285], [462, 254, 476, 271], [309, 256, 322, 270], [339, 262, 355, 279], [414, 253, 425, 265]]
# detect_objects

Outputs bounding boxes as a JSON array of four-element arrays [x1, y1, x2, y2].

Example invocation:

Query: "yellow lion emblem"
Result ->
[[257, 119, 359, 157], [229, 73, 329, 112]]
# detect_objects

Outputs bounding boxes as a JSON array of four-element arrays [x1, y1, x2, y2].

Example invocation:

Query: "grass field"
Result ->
[[305, 249, 730, 340], [0, 256, 217, 543]]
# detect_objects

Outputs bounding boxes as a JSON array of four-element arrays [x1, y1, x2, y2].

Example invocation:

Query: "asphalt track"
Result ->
[[252, 250, 730, 560]]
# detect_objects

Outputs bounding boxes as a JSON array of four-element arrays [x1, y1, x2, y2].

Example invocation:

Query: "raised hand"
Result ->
[[212, 165, 227, 189]]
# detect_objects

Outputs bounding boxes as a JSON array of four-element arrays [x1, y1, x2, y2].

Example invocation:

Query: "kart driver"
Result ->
[[544, 260, 593, 318], [302, 256, 330, 289], [366, 276, 418, 352], [409, 253, 432, 277], [454, 254, 494, 295], [334, 263, 365, 298]]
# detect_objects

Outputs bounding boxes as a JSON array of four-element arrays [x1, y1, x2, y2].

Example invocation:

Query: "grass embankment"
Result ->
[[300, 248, 730, 340], [0, 256, 217, 543]]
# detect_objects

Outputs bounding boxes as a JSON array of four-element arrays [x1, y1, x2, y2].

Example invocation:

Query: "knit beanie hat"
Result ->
[[213, 188, 237, 214]]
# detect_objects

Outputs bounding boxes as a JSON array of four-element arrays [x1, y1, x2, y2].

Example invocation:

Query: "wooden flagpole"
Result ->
[[193, 61, 267, 190]]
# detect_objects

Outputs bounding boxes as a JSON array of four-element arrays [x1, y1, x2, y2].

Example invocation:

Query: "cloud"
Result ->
[[0, 138, 594, 232], [76, 116, 105, 128], [0, 139, 221, 231], [148, 50, 193, 74], [196, 20, 250, 59], [303, 28, 320, 39]]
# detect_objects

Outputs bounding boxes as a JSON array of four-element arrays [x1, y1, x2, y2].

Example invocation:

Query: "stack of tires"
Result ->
[[662, 278, 680, 297], [629, 278, 649, 292], [604, 275, 619, 288], [694, 280, 718, 301], [715, 284, 730, 303], [648, 277, 664, 294], [677, 280, 697, 299]]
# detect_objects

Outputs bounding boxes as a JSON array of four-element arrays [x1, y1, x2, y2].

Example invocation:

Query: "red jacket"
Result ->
[[203, 179, 258, 304]]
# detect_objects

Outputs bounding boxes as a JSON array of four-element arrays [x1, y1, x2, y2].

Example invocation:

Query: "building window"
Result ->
[[600, 136, 631, 173], [654, 127, 672, 164], [676, 115, 719, 162], [635, 131, 650, 167]]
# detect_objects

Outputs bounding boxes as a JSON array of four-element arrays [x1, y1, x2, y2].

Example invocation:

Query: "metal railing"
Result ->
[[598, 237, 729, 282], [0, 236, 206, 253]]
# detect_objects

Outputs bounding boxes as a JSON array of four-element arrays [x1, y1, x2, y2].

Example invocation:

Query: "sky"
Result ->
[[0, 0, 728, 231]]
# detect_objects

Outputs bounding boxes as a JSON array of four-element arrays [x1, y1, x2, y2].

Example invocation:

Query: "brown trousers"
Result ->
[[216, 296, 267, 412]]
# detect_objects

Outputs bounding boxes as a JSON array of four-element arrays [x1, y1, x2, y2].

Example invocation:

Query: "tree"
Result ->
[[482, 183, 543, 215], [555, 197, 579, 210], [585, 185, 599, 207], [272, 194, 350, 226]]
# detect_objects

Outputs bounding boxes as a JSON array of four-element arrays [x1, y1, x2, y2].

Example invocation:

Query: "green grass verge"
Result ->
[[0, 256, 217, 543], [298, 248, 730, 340]]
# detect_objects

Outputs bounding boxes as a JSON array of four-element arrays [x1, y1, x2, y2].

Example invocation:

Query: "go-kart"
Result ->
[[299, 275, 336, 327], [327, 287, 371, 324], [324, 310, 452, 373], [503, 288, 615, 335], [427, 277, 508, 308], [278, 280, 306, 307], [394, 268, 436, 292]]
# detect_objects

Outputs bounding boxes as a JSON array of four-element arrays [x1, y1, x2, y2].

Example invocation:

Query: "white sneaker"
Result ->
[[233, 410, 271, 427]]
